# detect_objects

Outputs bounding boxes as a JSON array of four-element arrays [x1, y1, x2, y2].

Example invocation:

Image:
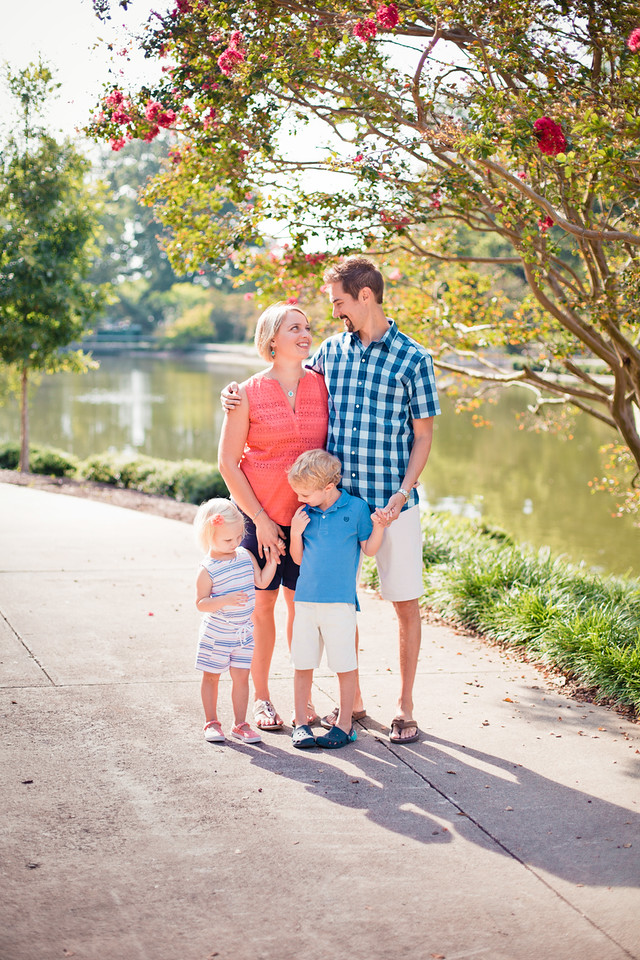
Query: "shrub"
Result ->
[[0, 442, 78, 476]]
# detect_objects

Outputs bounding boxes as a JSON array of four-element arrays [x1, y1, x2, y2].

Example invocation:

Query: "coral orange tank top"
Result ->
[[241, 371, 329, 525]]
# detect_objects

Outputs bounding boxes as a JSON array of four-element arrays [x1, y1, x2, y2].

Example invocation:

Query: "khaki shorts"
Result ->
[[375, 505, 423, 602], [291, 601, 358, 673]]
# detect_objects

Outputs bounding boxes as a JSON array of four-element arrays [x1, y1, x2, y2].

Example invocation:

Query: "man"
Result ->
[[310, 257, 440, 742], [223, 256, 440, 742]]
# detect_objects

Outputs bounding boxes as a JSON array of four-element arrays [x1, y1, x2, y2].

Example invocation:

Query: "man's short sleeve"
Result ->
[[408, 351, 441, 420]]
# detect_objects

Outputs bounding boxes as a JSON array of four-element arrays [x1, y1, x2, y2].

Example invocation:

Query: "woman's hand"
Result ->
[[255, 513, 286, 560]]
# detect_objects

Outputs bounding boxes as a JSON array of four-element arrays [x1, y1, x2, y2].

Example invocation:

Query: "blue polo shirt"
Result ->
[[294, 490, 373, 607]]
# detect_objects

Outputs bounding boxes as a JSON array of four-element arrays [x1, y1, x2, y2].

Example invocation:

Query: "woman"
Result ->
[[218, 302, 329, 730]]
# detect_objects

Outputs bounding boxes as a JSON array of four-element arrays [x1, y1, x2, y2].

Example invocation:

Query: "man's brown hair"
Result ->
[[323, 256, 384, 304]]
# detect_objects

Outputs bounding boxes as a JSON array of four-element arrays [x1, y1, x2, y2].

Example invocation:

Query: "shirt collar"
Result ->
[[308, 490, 349, 515], [350, 319, 397, 352]]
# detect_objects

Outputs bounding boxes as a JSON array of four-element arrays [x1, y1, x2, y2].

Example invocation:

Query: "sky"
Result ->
[[1, 0, 166, 141]]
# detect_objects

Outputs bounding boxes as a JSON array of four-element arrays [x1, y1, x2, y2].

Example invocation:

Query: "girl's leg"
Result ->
[[251, 587, 279, 705], [229, 667, 251, 726], [335, 669, 358, 735], [201, 670, 221, 723], [294, 669, 314, 728]]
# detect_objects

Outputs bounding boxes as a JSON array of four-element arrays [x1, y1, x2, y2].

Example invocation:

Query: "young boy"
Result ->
[[287, 449, 386, 749]]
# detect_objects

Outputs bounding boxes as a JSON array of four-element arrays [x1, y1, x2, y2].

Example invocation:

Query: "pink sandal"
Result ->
[[231, 722, 262, 744], [203, 719, 225, 742]]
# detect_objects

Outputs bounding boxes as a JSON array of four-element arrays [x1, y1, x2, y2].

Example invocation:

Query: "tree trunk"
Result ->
[[19, 366, 29, 473]]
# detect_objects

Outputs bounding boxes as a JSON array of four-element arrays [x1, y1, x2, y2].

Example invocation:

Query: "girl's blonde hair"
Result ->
[[254, 301, 309, 361], [194, 498, 244, 552], [288, 449, 342, 490]]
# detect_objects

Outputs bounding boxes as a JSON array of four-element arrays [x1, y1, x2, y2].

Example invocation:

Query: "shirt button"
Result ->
[[355, 404, 359, 408], [352, 473, 356, 477]]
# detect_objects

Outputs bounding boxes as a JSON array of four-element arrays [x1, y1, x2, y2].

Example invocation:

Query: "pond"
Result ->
[[1, 350, 637, 579]]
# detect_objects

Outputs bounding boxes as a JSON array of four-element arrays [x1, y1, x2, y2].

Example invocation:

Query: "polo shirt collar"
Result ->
[[308, 489, 350, 515]]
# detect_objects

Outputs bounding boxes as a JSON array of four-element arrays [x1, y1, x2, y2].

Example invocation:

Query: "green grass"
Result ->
[[362, 509, 640, 716]]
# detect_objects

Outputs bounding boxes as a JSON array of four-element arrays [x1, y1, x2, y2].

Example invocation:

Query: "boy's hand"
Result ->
[[221, 381, 241, 412], [372, 507, 392, 527], [291, 505, 310, 536]]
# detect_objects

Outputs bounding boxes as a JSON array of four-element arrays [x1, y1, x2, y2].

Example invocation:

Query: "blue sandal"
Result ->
[[292, 724, 317, 749], [315, 725, 357, 749]]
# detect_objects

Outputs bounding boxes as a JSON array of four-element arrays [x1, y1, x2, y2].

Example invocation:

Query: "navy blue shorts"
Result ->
[[239, 512, 300, 592]]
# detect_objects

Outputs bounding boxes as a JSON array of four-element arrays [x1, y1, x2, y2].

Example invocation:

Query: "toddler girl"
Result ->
[[194, 498, 278, 743]]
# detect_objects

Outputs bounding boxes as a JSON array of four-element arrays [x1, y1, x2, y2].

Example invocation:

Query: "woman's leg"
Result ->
[[201, 670, 220, 724], [251, 587, 281, 714]]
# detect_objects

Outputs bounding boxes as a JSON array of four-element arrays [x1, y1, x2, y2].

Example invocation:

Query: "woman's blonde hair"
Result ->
[[288, 449, 342, 490], [193, 498, 244, 552], [254, 301, 309, 361]]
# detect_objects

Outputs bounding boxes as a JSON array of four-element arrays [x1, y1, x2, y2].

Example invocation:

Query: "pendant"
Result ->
[[288, 390, 294, 398]]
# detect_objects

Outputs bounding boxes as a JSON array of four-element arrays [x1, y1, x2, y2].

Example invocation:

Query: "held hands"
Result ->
[[372, 507, 391, 527], [255, 513, 287, 559], [379, 490, 410, 524], [221, 381, 241, 412]]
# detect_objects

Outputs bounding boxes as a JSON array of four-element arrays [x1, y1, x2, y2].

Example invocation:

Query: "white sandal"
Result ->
[[253, 698, 283, 730]]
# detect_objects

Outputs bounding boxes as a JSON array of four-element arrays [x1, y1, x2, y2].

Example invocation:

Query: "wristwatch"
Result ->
[[397, 488, 410, 502]]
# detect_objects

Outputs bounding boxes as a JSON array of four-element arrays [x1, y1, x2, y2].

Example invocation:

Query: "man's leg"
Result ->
[[392, 598, 421, 738]]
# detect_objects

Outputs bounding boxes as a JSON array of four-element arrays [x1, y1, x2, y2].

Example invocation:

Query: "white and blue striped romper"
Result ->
[[196, 547, 256, 673]]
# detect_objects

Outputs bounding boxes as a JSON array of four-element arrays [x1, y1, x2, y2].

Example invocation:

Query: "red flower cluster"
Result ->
[[628, 28, 640, 52], [144, 100, 177, 128], [538, 214, 554, 234], [304, 253, 326, 265], [533, 117, 567, 156], [217, 31, 246, 76], [353, 18, 377, 42], [376, 4, 399, 30]]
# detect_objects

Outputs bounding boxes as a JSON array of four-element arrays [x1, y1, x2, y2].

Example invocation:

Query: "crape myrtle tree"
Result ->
[[90, 1, 640, 511], [0, 63, 104, 471]]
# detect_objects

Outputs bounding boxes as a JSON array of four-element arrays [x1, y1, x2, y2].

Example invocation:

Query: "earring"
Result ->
[[270, 348, 275, 357]]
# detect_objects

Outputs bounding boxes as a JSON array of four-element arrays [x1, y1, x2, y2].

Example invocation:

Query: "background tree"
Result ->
[[0, 62, 104, 471], [89, 0, 640, 509]]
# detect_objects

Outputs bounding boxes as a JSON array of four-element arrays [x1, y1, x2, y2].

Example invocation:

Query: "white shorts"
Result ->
[[375, 505, 423, 602], [291, 602, 358, 673]]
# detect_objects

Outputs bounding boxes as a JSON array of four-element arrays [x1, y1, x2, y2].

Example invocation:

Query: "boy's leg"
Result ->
[[294, 669, 314, 728], [335, 669, 358, 735], [201, 670, 221, 723]]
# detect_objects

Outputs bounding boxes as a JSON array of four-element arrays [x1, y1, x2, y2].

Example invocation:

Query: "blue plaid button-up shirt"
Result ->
[[309, 321, 440, 511]]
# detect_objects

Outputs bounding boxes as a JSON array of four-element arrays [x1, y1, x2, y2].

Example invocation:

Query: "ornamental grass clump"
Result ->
[[411, 510, 640, 715]]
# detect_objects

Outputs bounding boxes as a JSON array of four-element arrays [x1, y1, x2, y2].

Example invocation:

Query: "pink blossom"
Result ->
[[353, 153, 364, 162], [353, 19, 377, 42], [286, 297, 299, 305], [380, 210, 410, 229], [143, 124, 160, 143], [158, 110, 176, 128], [533, 117, 567, 156], [388, 268, 402, 281], [173, 0, 191, 13], [628, 28, 640, 52], [218, 46, 245, 75], [229, 31, 244, 48], [430, 189, 442, 210], [538, 214, 553, 234], [517, 171, 527, 181], [109, 137, 126, 152], [104, 89, 124, 108], [313, 47, 321, 58], [111, 105, 132, 125], [376, 4, 399, 30], [243, 292, 255, 300], [145, 100, 162, 122]]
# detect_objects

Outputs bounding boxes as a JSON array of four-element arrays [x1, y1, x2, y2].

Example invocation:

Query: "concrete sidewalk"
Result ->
[[1, 481, 639, 960]]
